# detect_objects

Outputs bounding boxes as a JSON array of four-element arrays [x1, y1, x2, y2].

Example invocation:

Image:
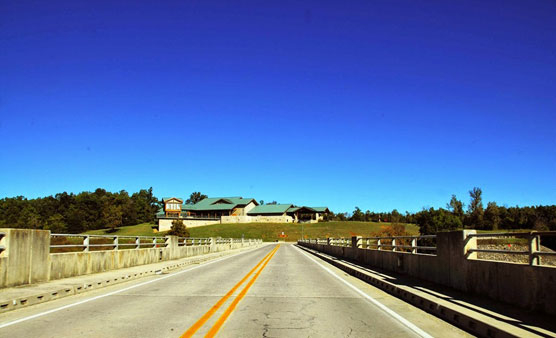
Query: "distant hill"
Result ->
[[84, 221, 419, 242]]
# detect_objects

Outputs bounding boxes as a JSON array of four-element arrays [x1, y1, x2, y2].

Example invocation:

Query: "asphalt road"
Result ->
[[0, 243, 470, 338]]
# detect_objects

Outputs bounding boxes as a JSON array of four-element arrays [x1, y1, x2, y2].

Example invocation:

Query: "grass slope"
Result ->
[[84, 223, 162, 237], [188, 221, 419, 242], [83, 221, 419, 242]]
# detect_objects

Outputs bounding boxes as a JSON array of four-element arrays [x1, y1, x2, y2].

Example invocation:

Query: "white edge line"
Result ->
[[293, 245, 434, 338], [0, 245, 267, 329]]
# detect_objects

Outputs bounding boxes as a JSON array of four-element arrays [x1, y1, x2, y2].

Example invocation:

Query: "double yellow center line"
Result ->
[[181, 245, 280, 338]]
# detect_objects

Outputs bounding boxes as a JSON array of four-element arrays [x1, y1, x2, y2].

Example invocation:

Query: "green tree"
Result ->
[[484, 202, 501, 230], [447, 195, 464, 218], [169, 219, 190, 237], [186, 192, 207, 205], [390, 209, 401, 223], [132, 187, 160, 223], [415, 208, 463, 235], [103, 205, 123, 232], [18, 204, 41, 229], [351, 207, 364, 221], [44, 214, 67, 233], [466, 187, 484, 229]]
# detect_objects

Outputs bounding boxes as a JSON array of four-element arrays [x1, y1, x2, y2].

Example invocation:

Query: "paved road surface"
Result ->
[[0, 244, 470, 337]]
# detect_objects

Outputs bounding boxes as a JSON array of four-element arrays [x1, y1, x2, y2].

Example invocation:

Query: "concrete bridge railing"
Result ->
[[0, 228, 262, 289], [299, 230, 556, 316]]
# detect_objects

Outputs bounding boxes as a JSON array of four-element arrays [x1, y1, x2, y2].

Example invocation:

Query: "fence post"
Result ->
[[135, 236, 140, 249], [411, 238, 417, 254], [529, 233, 541, 266], [352, 236, 362, 249], [83, 235, 90, 252], [377, 238, 381, 250], [113, 236, 118, 250], [152, 237, 157, 248], [392, 238, 397, 252]]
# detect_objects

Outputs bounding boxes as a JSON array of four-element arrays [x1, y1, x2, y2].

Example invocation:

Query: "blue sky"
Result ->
[[1, 0, 555, 213]]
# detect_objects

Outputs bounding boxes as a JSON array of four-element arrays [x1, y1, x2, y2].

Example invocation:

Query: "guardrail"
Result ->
[[51, 234, 263, 252], [361, 235, 437, 253], [467, 231, 556, 266], [50, 234, 170, 252], [178, 237, 211, 246], [300, 235, 437, 255]]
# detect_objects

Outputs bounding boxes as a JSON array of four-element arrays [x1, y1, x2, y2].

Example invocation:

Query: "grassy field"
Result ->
[[190, 221, 419, 241], [84, 223, 163, 237], [83, 221, 419, 242]]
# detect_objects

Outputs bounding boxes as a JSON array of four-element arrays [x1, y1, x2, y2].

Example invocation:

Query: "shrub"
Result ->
[[169, 219, 190, 237]]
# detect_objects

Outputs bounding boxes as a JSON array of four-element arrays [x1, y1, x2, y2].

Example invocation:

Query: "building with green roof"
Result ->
[[247, 204, 293, 216], [156, 196, 329, 231]]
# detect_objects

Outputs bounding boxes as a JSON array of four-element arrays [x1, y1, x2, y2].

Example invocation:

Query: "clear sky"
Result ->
[[1, 0, 555, 213]]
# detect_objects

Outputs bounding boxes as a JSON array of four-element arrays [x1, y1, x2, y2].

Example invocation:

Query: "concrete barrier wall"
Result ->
[[299, 231, 556, 316], [0, 229, 50, 287], [50, 239, 254, 280], [0, 228, 262, 288]]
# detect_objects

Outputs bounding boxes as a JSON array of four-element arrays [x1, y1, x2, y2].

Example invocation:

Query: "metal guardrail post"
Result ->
[[0, 231, 5, 255], [529, 233, 541, 266], [83, 235, 90, 252], [352, 236, 362, 249]]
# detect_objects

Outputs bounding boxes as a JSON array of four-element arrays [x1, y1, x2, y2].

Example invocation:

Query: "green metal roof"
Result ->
[[288, 206, 316, 213], [248, 204, 293, 215], [311, 207, 330, 213], [182, 197, 257, 211]]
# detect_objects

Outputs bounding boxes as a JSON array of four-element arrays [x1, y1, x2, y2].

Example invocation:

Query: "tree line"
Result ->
[[0, 188, 160, 233], [329, 187, 556, 235], [1, 187, 554, 236]]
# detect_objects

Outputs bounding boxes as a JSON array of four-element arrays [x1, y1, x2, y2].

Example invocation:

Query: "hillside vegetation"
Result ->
[[85, 223, 162, 237], [84, 221, 419, 242]]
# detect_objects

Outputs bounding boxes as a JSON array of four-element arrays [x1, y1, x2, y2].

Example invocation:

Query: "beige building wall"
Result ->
[[232, 201, 257, 216], [158, 219, 221, 232], [243, 201, 257, 215], [221, 215, 253, 223], [221, 215, 294, 224]]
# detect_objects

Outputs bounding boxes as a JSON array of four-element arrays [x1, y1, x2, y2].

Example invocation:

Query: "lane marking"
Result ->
[[293, 245, 433, 338], [205, 244, 280, 338], [180, 245, 279, 338], [0, 245, 269, 330]]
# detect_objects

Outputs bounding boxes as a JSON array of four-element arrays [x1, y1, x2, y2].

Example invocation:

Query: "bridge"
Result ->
[[0, 229, 555, 337]]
